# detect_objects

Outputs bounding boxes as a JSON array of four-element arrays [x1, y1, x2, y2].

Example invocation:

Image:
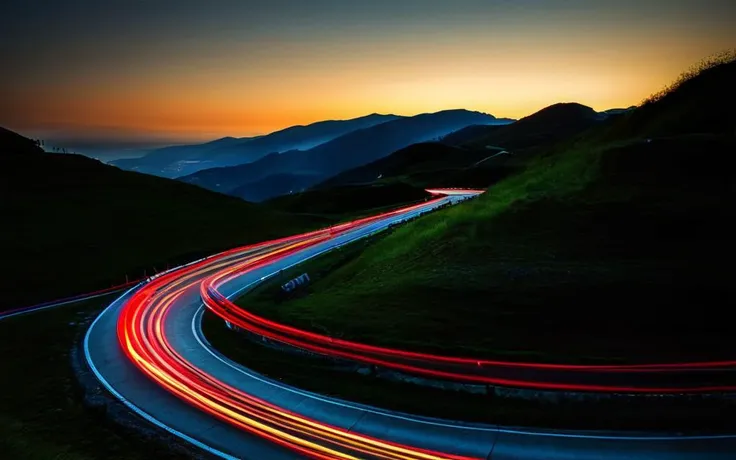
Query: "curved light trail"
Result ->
[[95, 188, 736, 458], [198, 191, 736, 392], [115, 192, 489, 459]]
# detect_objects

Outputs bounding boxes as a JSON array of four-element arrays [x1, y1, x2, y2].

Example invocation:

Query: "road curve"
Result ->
[[85, 190, 736, 459]]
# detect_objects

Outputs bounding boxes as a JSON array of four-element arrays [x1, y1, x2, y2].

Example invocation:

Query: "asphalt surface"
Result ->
[[85, 192, 736, 459]]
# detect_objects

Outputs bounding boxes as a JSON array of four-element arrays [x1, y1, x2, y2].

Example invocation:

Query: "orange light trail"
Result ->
[[117, 192, 483, 459], [115, 189, 736, 458]]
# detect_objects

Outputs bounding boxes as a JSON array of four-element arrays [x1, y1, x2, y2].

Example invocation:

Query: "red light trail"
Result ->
[[113, 189, 736, 459]]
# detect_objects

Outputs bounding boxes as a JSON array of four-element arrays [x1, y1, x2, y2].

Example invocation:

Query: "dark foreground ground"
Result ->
[[0, 296, 200, 460]]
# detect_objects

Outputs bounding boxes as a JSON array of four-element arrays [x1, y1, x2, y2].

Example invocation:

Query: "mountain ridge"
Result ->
[[111, 113, 400, 178], [179, 109, 506, 201]]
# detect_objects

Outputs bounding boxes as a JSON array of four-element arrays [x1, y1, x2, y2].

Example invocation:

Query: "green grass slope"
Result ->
[[0, 130, 313, 310], [236, 53, 736, 363]]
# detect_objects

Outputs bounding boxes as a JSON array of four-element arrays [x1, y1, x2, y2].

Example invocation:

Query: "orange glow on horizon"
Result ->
[[4, 13, 734, 142]]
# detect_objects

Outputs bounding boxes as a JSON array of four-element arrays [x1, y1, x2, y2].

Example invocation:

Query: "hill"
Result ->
[[0, 126, 42, 154], [439, 124, 506, 146], [179, 109, 505, 200], [317, 142, 494, 188], [111, 113, 400, 178], [233, 53, 736, 363], [230, 172, 324, 202], [0, 128, 314, 310], [461, 102, 607, 151], [317, 103, 608, 191]]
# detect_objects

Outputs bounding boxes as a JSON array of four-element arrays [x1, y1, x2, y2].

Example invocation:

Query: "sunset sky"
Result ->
[[2, 0, 734, 151]]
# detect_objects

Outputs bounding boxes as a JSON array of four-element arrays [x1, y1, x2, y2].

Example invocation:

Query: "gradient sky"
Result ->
[[2, 0, 734, 146]]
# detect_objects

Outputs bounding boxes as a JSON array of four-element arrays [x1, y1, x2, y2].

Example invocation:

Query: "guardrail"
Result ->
[[199, 187, 736, 394]]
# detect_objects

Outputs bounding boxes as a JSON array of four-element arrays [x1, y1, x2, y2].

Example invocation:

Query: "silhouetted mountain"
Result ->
[[318, 142, 493, 188], [180, 109, 503, 199], [111, 113, 400, 178], [0, 127, 43, 155], [0, 127, 311, 309], [461, 103, 607, 151]]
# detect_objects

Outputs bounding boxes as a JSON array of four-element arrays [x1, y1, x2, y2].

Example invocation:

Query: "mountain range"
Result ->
[[177, 109, 507, 201], [318, 102, 620, 190], [110, 113, 400, 178]]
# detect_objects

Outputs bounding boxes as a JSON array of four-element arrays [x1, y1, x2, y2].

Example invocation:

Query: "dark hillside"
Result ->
[[318, 142, 492, 188], [268, 183, 431, 217], [0, 129, 311, 309]]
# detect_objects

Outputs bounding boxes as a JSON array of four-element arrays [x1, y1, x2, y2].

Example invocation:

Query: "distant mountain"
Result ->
[[0, 127, 311, 309], [111, 136, 247, 176], [321, 103, 618, 190], [180, 109, 504, 200], [111, 113, 400, 178]]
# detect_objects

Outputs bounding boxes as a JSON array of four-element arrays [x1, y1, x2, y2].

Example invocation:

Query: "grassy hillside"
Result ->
[[234, 53, 736, 363], [0, 131, 314, 310]]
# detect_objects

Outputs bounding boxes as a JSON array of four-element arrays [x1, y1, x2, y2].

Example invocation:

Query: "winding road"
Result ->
[[84, 190, 736, 459]]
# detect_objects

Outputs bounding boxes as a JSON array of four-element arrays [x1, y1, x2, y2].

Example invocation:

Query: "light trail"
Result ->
[[112, 188, 736, 458], [198, 190, 736, 391], [117, 192, 485, 459]]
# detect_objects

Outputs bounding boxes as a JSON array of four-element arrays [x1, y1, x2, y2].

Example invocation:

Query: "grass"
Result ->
[[228, 54, 736, 364], [0, 295, 190, 459], [235, 133, 736, 364], [202, 309, 736, 430]]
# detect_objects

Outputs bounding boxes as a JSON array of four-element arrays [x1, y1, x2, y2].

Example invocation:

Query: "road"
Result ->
[[85, 190, 736, 459]]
